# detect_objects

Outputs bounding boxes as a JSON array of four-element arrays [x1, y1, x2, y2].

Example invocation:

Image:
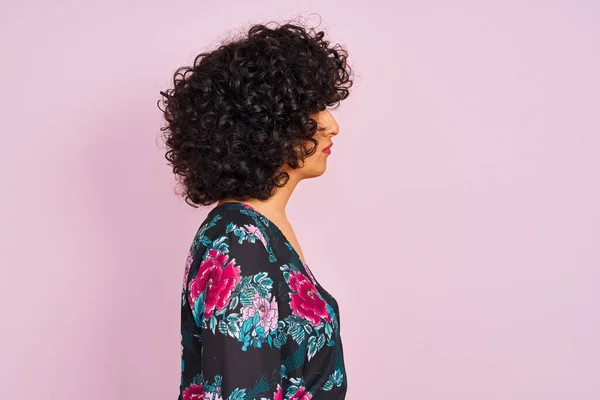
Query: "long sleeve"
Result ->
[[179, 216, 287, 400]]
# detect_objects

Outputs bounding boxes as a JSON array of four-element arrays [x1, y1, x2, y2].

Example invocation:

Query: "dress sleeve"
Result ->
[[180, 219, 287, 400]]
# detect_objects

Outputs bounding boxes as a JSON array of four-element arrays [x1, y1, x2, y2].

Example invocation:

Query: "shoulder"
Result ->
[[200, 203, 269, 249], [192, 203, 277, 273]]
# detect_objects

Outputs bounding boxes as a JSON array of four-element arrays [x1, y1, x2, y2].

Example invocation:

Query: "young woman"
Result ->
[[159, 20, 354, 400]]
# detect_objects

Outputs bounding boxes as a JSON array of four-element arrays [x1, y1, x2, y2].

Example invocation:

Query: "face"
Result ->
[[283, 109, 340, 180]]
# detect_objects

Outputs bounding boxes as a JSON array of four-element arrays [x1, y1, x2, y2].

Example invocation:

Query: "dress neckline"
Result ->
[[216, 201, 321, 287]]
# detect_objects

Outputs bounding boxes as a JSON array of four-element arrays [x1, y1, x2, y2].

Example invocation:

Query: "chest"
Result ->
[[271, 218, 307, 263]]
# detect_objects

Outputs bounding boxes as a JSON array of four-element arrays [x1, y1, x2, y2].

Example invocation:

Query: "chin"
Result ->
[[304, 166, 327, 179]]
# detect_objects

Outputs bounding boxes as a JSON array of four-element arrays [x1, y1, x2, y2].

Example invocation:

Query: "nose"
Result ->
[[326, 111, 340, 136]]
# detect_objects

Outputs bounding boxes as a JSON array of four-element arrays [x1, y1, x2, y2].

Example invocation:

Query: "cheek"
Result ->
[[306, 148, 325, 164]]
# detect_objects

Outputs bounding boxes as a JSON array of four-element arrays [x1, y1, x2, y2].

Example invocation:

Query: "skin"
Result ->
[[217, 108, 340, 263]]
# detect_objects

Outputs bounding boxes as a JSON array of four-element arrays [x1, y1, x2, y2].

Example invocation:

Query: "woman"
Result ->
[[159, 20, 353, 400]]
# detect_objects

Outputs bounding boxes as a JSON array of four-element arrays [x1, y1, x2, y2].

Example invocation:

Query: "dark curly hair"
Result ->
[[158, 18, 354, 207]]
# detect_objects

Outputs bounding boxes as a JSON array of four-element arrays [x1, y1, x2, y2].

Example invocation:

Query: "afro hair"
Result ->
[[158, 18, 353, 207]]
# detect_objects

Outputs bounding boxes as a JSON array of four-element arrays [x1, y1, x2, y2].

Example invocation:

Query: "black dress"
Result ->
[[179, 201, 348, 400]]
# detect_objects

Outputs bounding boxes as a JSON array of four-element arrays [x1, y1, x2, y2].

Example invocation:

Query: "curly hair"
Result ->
[[158, 19, 354, 207]]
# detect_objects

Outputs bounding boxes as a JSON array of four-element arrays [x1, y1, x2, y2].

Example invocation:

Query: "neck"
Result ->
[[220, 171, 301, 221]]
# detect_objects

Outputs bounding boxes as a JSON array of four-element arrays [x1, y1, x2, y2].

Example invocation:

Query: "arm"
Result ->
[[180, 220, 286, 400]]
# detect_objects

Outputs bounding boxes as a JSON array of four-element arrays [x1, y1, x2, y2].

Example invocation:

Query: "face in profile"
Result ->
[[283, 109, 340, 181]]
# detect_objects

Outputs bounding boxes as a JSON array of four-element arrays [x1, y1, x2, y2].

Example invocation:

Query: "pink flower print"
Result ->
[[288, 270, 331, 326], [182, 382, 205, 400], [273, 384, 283, 400], [240, 293, 279, 332], [204, 392, 223, 400], [244, 224, 267, 248], [188, 248, 241, 320], [289, 386, 312, 400]]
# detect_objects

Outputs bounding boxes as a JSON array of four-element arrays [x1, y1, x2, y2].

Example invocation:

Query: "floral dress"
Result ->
[[179, 201, 348, 400]]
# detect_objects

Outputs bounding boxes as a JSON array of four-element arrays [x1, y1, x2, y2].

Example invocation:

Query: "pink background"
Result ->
[[1, 1, 599, 399]]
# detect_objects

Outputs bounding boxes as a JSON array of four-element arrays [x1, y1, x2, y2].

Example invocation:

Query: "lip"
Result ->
[[323, 143, 333, 153]]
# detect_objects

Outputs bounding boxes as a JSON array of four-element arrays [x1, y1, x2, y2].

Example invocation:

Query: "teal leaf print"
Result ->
[[201, 235, 212, 246], [218, 320, 228, 335], [245, 374, 272, 399], [307, 332, 326, 360], [192, 373, 202, 385], [242, 285, 258, 300], [240, 275, 252, 287], [256, 285, 269, 297], [289, 377, 303, 386], [255, 325, 265, 339], [192, 293, 205, 328], [209, 315, 217, 334], [322, 368, 344, 391], [228, 321, 240, 339], [213, 235, 230, 253], [289, 323, 306, 344], [215, 306, 227, 316], [239, 292, 253, 307], [253, 271, 268, 283], [225, 221, 235, 233], [273, 330, 287, 348], [221, 314, 242, 340], [229, 295, 239, 310], [254, 273, 274, 297], [307, 336, 317, 360], [252, 312, 261, 326], [325, 322, 333, 338], [241, 317, 254, 335], [191, 214, 222, 251], [233, 228, 247, 243], [317, 332, 326, 350], [227, 313, 242, 325], [228, 388, 246, 400]]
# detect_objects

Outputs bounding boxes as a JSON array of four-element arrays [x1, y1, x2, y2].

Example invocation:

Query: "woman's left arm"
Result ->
[[180, 223, 287, 400]]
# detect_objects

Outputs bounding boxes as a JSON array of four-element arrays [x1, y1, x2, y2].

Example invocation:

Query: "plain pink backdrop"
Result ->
[[1, 1, 599, 399]]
